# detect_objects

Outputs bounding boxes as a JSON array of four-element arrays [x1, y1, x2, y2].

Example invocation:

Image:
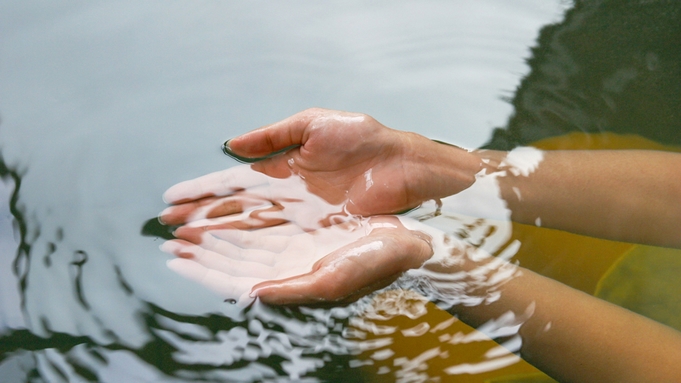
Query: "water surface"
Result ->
[[4, 1, 679, 382]]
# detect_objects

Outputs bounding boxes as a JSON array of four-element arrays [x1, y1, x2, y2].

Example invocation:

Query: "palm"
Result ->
[[230, 109, 420, 215], [161, 214, 434, 305], [252, 217, 434, 305]]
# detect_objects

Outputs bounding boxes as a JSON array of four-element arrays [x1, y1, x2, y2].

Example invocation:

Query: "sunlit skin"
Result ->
[[160, 108, 681, 382]]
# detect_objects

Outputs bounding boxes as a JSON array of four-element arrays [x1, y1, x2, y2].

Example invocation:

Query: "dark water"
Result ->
[[1, 1, 679, 382]]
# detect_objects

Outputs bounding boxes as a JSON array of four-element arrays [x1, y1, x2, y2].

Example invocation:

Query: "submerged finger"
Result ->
[[173, 208, 289, 244], [162, 240, 280, 279], [164, 236, 281, 265], [161, 240, 281, 279], [160, 194, 271, 225], [193, 235, 285, 264], [163, 165, 271, 204], [252, 230, 432, 305], [207, 223, 305, 252]]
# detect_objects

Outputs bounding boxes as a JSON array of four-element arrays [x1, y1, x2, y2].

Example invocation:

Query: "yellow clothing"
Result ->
[[356, 132, 680, 381]]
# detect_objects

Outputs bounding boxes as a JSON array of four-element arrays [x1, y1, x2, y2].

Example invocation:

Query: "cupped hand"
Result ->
[[251, 215, 435, 305], [166, 108, 482, 217], [160, 164, 348, 231], [160, 215, 435, 306]]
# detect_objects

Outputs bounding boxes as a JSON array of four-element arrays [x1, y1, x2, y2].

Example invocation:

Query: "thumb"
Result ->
[[224, 109, 321, 161]]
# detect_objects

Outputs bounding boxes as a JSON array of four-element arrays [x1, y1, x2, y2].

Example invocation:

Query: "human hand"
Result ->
[[158, 108, 486, 305], [160, 215, 435, 306], [160, 164, 347, 231], [160, 162, 436, 306], [220, 108, 482, 216]]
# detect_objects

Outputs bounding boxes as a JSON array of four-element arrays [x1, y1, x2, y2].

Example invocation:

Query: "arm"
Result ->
[[161, 108, 681, 382], [160, 196, 681, 382], [224, 108, 681, 248], [494, 149, 681, 248], [223, 108, 482, 216], [430, 255, 681, 383]]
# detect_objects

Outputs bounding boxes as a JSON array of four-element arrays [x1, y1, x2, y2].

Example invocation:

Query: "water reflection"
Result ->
[[2, 0, 680, 382], [154, 116, 550, 381]]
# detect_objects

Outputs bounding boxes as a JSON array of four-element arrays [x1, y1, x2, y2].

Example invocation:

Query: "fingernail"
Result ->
[[157, 211, 170, 225], [222, 138, 273, 164], [159, 241, 174, 253], [222, 138, 255, 163], [222, 139, 233, 156], [158, 207, 173, 222], [250, 284, 270, 298]]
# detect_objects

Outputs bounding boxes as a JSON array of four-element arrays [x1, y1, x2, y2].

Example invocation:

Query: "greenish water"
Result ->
[[1, 1, 679, 382]]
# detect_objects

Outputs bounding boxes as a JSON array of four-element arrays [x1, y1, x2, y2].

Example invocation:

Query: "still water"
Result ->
[[1, 1, 679, 382]]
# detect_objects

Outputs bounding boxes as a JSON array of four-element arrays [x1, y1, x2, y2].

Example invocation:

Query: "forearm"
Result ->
[[497, 150, 681, 248], [409, 138, 681, 248], [445, 260, 681, 382]]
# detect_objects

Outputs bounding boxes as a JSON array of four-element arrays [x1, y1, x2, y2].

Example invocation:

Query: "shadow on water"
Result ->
[[141, 218, 177, 241], [1, 0, 680, 382]]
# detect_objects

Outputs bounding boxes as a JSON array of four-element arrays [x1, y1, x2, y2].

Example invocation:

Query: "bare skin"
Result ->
[[435, 254, 681, 383], [221, 108, 681, 248], [160, 108, 681, 382]]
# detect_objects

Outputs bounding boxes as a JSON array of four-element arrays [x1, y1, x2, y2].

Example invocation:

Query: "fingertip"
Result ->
[[249, 278, 319, 305], [222, 139, 233, 153], [162, 187, 181, 205], [162, 183, 184, 204], [159, 240, 173, 253], [158, 207, 173, 225], [160, 239, 195, 259], [249, 282, 284, 303], [222, 134, 261, 163], [249, 281, 270, 298], [156, 215, 167, 226], [165, 258, 205, 280], [165, 257, 185, 270]]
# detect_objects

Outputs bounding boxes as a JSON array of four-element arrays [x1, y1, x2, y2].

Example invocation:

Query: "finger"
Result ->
[[250, 238, 397, 305], [160, 194, 270, 225], [251, 267, 401, 305], [163, 165, 271, 204], [197, 230, 297, 257], [207, 223, 305, 252], [166, 258, 260, 306], [161, 240, 281, 279], [173, 207, 289, 243], [227, 109, 320, 158], [170, 236, 279, 265]]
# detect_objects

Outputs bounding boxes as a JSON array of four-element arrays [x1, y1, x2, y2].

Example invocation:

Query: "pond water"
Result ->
[[1, 1, 680, 382]]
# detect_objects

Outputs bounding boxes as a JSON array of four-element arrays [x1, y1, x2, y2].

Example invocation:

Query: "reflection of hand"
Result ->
[[160, 215, 434, 306]]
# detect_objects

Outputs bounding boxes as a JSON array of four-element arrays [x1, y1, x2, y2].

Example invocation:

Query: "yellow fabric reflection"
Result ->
[[355, 132, 680, 381], [596, 245, 681, 331], [352, 290, 556, 382]]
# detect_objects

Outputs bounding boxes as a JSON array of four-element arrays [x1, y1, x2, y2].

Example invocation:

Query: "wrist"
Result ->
[[400, 133, 485, 201]]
